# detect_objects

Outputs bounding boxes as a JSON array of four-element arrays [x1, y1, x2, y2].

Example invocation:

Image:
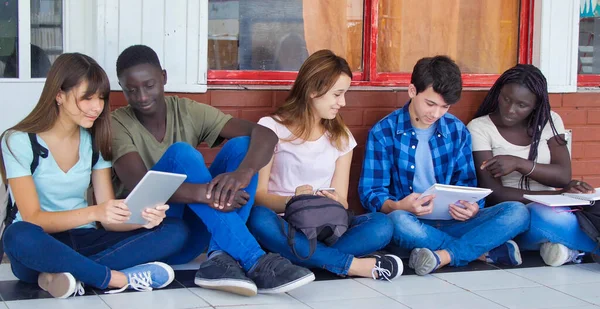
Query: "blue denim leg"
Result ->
[[390, 202, 530, 267], [515, 203, 598, 253], [207, 136, 258, 253], [3, 221, 112, 288], [152, 140, 264, 271], [388, 210, 456, 252], [248, 206, 393, 275], [3, 218, 188, 289]]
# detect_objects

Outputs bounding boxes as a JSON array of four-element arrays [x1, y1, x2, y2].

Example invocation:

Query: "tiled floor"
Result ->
[[0, 252, 599, 309]]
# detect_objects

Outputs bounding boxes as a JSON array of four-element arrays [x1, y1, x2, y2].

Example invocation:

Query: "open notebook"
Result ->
[[418, 184, 492, 220], [523, 189, 600, 207]]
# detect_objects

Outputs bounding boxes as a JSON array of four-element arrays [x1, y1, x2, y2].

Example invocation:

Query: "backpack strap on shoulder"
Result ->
[[90, 135, 99, 169], [28, 133, 48, 174]]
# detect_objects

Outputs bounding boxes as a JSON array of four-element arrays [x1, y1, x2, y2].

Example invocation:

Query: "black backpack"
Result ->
[[280, 194, 352, 260], [1, 133, 99, 257], [574, 204, 600, 247]]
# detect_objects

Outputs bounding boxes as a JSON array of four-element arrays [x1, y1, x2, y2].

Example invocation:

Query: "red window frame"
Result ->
[[208, 0, 533, 87]]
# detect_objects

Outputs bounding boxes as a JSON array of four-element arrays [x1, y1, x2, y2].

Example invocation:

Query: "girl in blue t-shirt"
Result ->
[[0, 53, 188, 298]]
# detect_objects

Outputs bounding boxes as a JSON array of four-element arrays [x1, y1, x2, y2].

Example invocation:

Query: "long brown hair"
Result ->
[[0, 53, 111, 182], [274, 49, 352, 150]]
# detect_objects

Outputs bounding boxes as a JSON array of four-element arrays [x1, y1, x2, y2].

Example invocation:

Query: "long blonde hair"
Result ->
[[273, 49, 352, 150], [0, 53, 111, 182]]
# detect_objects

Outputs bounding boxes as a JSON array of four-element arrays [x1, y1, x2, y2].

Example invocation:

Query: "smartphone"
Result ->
[[315, 187, 335, 194]]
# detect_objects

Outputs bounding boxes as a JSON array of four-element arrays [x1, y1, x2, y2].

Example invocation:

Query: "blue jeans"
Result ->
[[3, 218, 188, 289], [155, 138, 266, 271], [516, 203, 599, 254], [247, 205, 393, 275], [389, 201, 530, 267]]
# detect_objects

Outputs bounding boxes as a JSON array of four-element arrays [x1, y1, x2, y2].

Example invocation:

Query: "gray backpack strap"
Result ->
[[278, 215, 316, 260]]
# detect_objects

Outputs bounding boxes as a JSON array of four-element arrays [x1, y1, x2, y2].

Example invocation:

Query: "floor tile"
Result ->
[[432, 260, 501, 274], [576, 262, 600, 273], [100, 289, 209, 309], [433, 269, 540, 291], [189, 287, 299, 307], [216, 304, 312, 309], [355, 275, 463, 297], [551, 283, 600, 305], [394, 291, 506, 309], [0, 266, 17, 282], [507, 265, 600, 286], [4, 296, 109, 309], [543, 305, 600, 309], [306, 296, 410, 309], [286, 279, 382, 303], [475, 286, 590, 309]]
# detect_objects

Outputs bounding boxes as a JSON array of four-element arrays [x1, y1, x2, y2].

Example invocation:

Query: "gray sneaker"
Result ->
[[194, 252, 257, 296], [247, 253, 315, 294]]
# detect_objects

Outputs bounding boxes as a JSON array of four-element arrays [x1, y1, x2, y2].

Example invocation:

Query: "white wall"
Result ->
[[0, 82, 45, 134]]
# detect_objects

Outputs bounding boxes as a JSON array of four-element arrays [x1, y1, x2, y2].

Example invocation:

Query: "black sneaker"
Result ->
[[194, 252, 257, 296], [369, 254, 403, 281], [246, 253, 315, 294]]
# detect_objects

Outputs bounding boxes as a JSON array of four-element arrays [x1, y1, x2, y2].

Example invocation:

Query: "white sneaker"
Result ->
[[38, 272, 85, 298], [540, 242, 584, 267]]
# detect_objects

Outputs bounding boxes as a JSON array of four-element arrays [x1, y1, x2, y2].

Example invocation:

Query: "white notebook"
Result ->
[[523, 189, 600, 207], [417, 184, 492, 220]]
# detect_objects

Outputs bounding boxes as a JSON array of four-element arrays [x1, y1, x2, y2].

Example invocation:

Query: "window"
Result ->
[[208, 0, 532, 87], [578, 0, 600, 86], [208, 0, 365, 83], [0, 0, 63, 79], [376, 0, 520, 74]]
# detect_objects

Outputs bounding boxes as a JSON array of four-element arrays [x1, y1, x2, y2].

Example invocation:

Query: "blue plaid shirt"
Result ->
[[359, 102, 479, 213]]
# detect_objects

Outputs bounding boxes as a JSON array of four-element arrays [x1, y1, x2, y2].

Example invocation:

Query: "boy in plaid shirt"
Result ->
[[359, 56, 530, 275]]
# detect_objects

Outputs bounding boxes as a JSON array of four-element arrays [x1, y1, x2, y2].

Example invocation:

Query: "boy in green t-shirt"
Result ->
[[111, 45, 314, 297]]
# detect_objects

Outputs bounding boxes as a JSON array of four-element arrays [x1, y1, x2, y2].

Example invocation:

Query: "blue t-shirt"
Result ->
[[2, 128, 111, 229], [412, 124, 437, 194]]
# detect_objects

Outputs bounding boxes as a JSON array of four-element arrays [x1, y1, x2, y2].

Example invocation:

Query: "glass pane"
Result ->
[[378, 0, 520, 74], [31, 0, 62, 78], [208, 0, 364, 72], [578, 1, 600, 75], [0, 0, 19, 78]]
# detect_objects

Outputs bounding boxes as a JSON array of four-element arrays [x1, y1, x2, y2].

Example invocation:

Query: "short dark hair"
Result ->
[[116, 45, 162, 77], [410, 55, 462, 104]]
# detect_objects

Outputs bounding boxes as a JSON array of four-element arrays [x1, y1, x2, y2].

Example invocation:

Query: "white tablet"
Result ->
[[124, 171, 187, 225]]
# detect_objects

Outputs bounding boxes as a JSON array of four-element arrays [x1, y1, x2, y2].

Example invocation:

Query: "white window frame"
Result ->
[[532, 0, 580, 93], [94, 0, 208, 93], [0, 0, 53, 84]]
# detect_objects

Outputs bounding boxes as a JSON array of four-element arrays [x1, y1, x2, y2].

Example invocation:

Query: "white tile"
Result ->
[[394, 291, 506, 309], [475, 286, 590, 309], [0, 264, 18, 281], [286, 280, 382, 303], [507, 265, 600, 286], [189, 287, 299, 307], [307, 297, 410, 309], [5, 296, 109, 309], [543, 305, 600, 309], [216, 304, 312, 309], [551, 283, 600, 305], [100, 289, 209, 309], [355, 275, 463, 297], [576, 263, 600, 273], [433, 269, 541, 291]]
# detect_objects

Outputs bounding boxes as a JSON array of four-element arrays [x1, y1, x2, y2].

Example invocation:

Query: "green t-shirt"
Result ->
[[111, 95, 233, 197]]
